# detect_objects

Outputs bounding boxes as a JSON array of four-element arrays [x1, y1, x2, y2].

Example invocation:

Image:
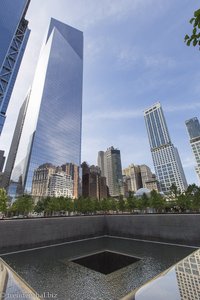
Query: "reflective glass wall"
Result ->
[[13, 18, 83, 199]]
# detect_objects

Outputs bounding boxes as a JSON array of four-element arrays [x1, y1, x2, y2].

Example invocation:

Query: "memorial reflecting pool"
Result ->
[[2, 237, 196, 300]]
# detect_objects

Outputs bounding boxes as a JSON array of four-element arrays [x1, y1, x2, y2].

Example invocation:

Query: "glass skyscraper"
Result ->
[[98, 146, 123, 197], [1, 92, 30, 189], [12, 18, 83, 199], [185, 117, 200, 182], [0, 0, 30, 134], [144, 102, 187, 194]]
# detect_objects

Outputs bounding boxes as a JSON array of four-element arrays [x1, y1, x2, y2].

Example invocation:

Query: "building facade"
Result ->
[[31, 163, 74, 199], [123, 164, 142, 192], [12, 18, 83, 197], [98, 147, 123, 197], [81, 162, 107, 200], [31, 163, 56, 198], [48, 172, 73, 198], [185, 117, 200, 182], [98, 151, 106, 177], [0, 0, 30, 134], [61, 163, 79, 199], [144, 102, 187, 194], [123, 164, 159, 193]]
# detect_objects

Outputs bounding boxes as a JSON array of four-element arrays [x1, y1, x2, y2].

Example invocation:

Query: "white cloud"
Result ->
[[165, 102, 200, 113], [84, 101, 200, 122], [84, 108, 143, 121], [144, 54, 176, 68], [116, 45, 176, 70], [182, 156, 195, 169]]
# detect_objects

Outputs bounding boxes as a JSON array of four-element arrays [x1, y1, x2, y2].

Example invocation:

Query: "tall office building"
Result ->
[[185, 117, 200, 181], [123, 164, 142, 192], [144, 102, 187, 194], [1, 93, 30, 189], [123, 164, 159, 193], [98, 147, 123, 197], [98, 151, 106, 177], [13, 18, 83, 196], [0, 0, 30, 134], [81, 162, 107, 199]]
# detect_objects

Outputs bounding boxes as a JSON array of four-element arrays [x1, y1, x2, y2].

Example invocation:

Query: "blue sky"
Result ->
[[1, 0, 200, 184]]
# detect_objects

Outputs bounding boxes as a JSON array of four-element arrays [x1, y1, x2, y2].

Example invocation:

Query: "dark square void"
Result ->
[[71, 251, 140, 274]]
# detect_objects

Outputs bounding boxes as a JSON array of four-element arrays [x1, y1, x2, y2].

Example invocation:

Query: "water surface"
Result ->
[[2, 237, 195, 300]]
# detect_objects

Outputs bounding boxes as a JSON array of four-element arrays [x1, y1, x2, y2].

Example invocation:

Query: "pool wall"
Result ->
[[105, 214, 200, 246], [0, 214, 200, 253]]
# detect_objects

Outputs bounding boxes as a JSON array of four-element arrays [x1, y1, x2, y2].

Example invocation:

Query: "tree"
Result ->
[[118, 195, 125, 213], [93, 199, 100, 213], [177, 194, 191, 212], [136, 193, 149, 212], [11, 195, 34, 216], [57, 196, 67, 211], [185, 184, 200, 212], [169, 184, 180, 199], [185, 184, 199, 196], [150, 190, 165, 213], [100, 198, 110, 213], [34, 199, 45, 213], [81, 197, 95, 214], [0, 188, 7, 214], [109, 198, 117, 212], [185, 8, 200, 49], [192, 190, 200, 212], [74, 197, 83, 214], [66, 198, 74, 215], [126, 195, 136, 213], [46, 197, 60, 215]]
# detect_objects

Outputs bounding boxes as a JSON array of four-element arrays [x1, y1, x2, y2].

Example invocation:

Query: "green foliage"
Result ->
[[0, 188, 7, 213], [100, 198, 110, 213], [9, 183, 200, 218], [109, 198, 117, 212], [11, 194, 34, 216], [137, 193, 149, 211], [118, 196, 125, 212], [34, 199, 45, 213], [73, 198, 82, 214], [185, 184, 200, 212], [150, 190, 165, 212], [81, 197, 95, 214], [126, 195, 137, 213], [164, 200, 177, 213], [185, 8, 200, 49], [93, 199, 101, 213], [65, 198, 74, 214], [36, 196, 74, 215], [176, 194, 191, 212], [169, 184, 180, 198]]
